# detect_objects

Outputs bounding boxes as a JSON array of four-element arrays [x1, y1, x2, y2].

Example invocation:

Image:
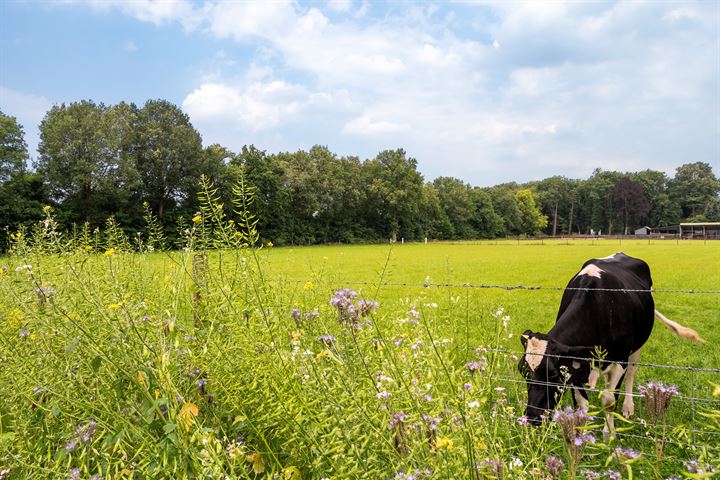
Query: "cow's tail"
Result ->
[[654, 310, 705, 343]]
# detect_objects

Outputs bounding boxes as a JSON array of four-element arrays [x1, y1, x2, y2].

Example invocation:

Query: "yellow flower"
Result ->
[[317, 349, 333, 359], [291, 329, 303, 341], [42, 205, 51, 213], [435, 437, 454, 451], [192, 215, 202, 223], [154, 390, 160, 400], [303, 281, 314, 290], [104, 248, 116, 257], [108, 303, 121, 310], [178, 402, 199, 431], [713, 384, 720, 398], [143, 201, 149, 208], [266, 241, 273, 248]]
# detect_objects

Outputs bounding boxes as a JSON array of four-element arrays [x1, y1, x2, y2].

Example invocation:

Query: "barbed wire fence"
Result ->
[[275, 277, 720, 451]]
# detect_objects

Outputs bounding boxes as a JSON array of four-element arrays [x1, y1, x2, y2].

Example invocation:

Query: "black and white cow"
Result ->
[[518, 252, 703, 435]]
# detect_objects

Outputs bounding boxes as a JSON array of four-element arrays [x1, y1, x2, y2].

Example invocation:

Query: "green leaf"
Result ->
[[65, 337, 81, 354], [163, 423, 177, 434], [91, 355, 102, 372]]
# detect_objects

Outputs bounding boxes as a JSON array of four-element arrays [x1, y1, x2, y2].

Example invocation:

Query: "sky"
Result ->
[[1, 0, 718, 186]]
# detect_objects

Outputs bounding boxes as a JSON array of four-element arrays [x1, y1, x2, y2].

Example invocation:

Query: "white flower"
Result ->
[[467, 400, 480, 408], [510, 457, 524, 469]]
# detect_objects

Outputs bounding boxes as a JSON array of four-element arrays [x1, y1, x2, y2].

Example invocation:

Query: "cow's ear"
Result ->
[[520, 329, 533, 348]]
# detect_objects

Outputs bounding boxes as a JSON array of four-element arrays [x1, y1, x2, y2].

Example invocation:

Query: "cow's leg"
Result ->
[[622, 349, 641, 418], [573, 387, 589, 409], [601, 363, 626, 440], [587, 367, 601, 388]]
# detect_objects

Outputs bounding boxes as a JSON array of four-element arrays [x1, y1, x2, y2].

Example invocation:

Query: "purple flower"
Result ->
[[614, 447, 640, 461], [545, 456, 565, 475], [463, 382, 472, 391], [195, 378, 208, 389], [639, 381, 679, 420], [75, 420, 97, 443], [465, 360, 485, 373], [388, 411, 407, 430], [376, 390, 392, 401], [357, 299, 379, 316], [411, 341, 423, 350], [68, 468, 81, 480], [573, 434, 596, 446], [580, 470, 600, 479], [423, 414, 441, 430], [517, 415, 530, 426], [605, 470, 621, 480], [19, 328, 30, 338], [317, 335, 336, 346], [0, 468, 11, 480], [290, 308, 301, 322]]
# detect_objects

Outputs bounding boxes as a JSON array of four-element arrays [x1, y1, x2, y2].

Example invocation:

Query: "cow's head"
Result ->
[[518, 330, 590, 425]]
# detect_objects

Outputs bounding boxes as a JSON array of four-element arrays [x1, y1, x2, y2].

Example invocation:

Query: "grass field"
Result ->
[[1, 239, 718, 479]]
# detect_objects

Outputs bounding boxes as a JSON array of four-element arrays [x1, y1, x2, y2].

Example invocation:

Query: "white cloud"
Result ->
[[58, 0, 206, 30], [327, 0, 352, 12], [50, 0, 720, 184]]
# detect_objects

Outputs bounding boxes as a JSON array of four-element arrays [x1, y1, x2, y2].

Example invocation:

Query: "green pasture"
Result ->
[[1, 239, 718, 479]]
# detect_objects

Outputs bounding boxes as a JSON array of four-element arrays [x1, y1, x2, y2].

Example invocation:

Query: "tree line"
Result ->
[[1, 101, 719, 250]]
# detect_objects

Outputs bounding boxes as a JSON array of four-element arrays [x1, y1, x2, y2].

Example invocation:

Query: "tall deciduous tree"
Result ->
[[134, 100, 203, 219], [515, 188, 548, 235], [37, 101, 138, 225], [432, 177, 476, 239], [365, 149, 424, 242], [612, 177, 650, 234], [668, 162, 720, 219], [0, 110, 28, 181]]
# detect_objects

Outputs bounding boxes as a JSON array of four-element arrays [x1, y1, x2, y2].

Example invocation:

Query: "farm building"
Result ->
[[654, 222, 720, 239], [678, 222, 720, 239], [634, 226, 651, 235]]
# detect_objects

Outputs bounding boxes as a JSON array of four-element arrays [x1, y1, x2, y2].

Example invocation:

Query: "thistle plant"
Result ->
[[639, 381, 679, 461], [553, 406, 595, 479]]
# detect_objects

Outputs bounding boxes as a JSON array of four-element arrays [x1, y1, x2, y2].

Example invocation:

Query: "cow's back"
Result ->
[[548, 253, 655, 362]]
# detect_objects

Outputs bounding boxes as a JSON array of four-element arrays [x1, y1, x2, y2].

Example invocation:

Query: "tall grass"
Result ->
[[0, 178, 718, 479]]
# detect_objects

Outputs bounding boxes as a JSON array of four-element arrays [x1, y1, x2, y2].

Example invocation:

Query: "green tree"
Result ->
[[631, 170, 681, 227], [515, 188, 548, 235], [486, 184, 521, 235], [533, 176, 579, 236], [668, 162, 720, 218], [364, 149, 424, 242], [612, 177, 650, 234], [704, 197, 720, 221], [470, 188, 503, 238], [37, 101, 139, 225], [418, 183, 453, 239], [134, 100, 203, 219], [0, 110, 29, 181], [432, 177, 476, 239]]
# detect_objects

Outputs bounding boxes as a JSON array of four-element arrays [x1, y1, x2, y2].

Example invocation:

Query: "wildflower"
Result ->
[[357, 299, 379, 316], [614, 447, 640, 461], [66, 420, 97, 451], [509, 458, 524, 469], [463, 382, 472, 391], [467, 401, 480, 409], [517, 415, 530, 426], [316, 349, 333, 359], [69, 468, 81, 480], [465, 360, 485, 374], [19, 328, 30, 338], [317, 335, 336, 346], [376, 390, 392, 401], [388, 412, 407, 430], [639, 382, 679, 421], [422, 393, 432, 402], [545, 455, 565, 476], [685, 459, 715, 475], [103, 248, 115, 257], [411, 341, 423, 350], [15, 264, 32, 273], [265, 241, 273, 248], [291, 329, 303, 341], [192, 215, 202, 223], [553, 406, 593, 444], [573, 434, 596, 446], [435, 437, 453, 450], [195, 378, 208, 389], [290, 308, 301, 323], [304, 309, 319, 320], [605, 470, 621, 480], [178, 402, 199, 431], [423, 414, 440, 430], [0, 469, 10, 480], [579, 470, 600, 479], [303, 281, 313, 290]]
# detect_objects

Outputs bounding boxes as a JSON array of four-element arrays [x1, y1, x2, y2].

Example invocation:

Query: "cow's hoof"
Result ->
[[622, 401, 634, 418]]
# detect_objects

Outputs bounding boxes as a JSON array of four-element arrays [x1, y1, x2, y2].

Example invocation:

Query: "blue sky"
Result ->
[[1, 0, 718, 186]]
